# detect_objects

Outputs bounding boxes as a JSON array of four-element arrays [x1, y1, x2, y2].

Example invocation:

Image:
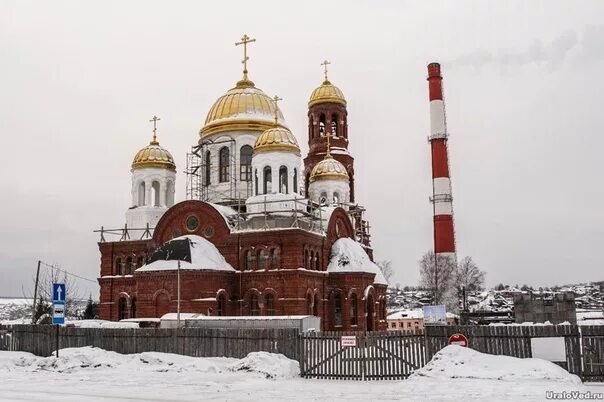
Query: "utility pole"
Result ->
[[177, 259, 181, 328], [31, 260, 41, 324]]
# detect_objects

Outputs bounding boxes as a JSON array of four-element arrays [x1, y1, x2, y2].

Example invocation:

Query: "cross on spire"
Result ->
[[272, 95, 282, 124], [235, 34, 256, 80], [325, 124, 332, 158], [321, 60, 331, 82], [149, 115, 160, 143]]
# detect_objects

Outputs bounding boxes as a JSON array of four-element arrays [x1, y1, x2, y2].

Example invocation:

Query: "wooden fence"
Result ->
[[299, 330, 425, 380], [0, 325, 300, 360], [2, 324, 603, 382]]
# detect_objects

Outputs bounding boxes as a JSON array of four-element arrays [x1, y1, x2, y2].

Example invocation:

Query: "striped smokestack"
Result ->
[[427, 62, 456, 260]]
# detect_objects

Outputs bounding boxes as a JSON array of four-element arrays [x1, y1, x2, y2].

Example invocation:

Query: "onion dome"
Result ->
[[132, 139, 176, 171], [309, 79, 346, 107], [253, 126, 301, 156], [309, 155, 349, 182], [200, 78, 286, 138]]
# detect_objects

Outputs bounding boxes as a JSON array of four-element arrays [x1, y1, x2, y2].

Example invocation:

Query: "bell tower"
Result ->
[[303, 61, 355, 202]]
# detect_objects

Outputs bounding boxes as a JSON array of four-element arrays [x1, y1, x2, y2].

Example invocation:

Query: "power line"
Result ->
[[39, 261, 97, 284]]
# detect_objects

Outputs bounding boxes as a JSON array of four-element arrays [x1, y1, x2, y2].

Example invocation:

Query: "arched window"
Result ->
[[151, 181, 160, 206], [305, 250, 311, 270], [166, 181, 174, 206], [115, 258, 122, 275], [118, 297, 128, 320], [319, 114, 326, 136], [293, 168, 298, 193], [137, 256, 145, 268], [350, 294, 358, 326], [331, 114, 338, 136], [219, 147, 230, 183], [263, 166, 272, 194], [313, 294, 319, 316], [279, 166, 288, 193], [257, 249, 266, 270], [320, 192, 328, 205], [314, 252, 320, 270], [307, 293, 313, 315], [265, 294, 275, 316], [217, 293, 226, 316], [138, 182, 146, 206], [333, 192, 340, 205], [270, 248, 279, 269], [240, 145, 253, 181], [125, 257, 133, 275], [130, 297, 137, 319], [244, 250, 252, 271], [204, 151, 211, 186], [250, 294, 260, 316], [334, 293, 343, 327], [254, 169, 258, 195]]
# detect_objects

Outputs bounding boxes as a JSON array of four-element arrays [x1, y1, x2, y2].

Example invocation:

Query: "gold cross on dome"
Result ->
[[149, 115, 161, 143], [235, 34, 256, 79], [321, 60, 331, 81], [272, 95, 282, 124]]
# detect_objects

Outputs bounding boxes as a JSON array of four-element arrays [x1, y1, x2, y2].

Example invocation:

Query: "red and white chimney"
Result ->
[[427, 62, 456, 260]]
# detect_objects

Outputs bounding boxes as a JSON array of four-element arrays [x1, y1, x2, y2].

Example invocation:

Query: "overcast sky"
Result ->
[[1, 1, 603, 297]]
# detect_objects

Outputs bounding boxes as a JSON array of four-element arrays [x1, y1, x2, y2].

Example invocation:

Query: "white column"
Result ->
[[145, 180, 152, 206], [159, 180, 166, 207]]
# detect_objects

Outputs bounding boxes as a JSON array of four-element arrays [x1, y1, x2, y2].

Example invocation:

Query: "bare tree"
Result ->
[[418, 251, 457, 310], [376, 260, 394, 284], [25, 264, 82, 319], [455, 256, 485, 292]]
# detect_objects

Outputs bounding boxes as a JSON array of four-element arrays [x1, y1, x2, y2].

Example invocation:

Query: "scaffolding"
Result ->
[[185, 138, 253, 206]]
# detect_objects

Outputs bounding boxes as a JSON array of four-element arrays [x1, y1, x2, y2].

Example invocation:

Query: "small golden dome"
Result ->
[[132, 140, 176, 171], [253, 126, 301, 156], [200, 79, 286, 137], [309, 80, 346, 107], [309, 156, 349, 182]]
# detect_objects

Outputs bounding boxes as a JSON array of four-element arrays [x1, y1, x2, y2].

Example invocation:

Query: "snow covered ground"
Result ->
[[0, 345, 602, 402]]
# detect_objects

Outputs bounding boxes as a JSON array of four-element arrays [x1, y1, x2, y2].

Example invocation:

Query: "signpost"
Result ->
[[448, 333, 469, 347], [52, 283, 66, 358]]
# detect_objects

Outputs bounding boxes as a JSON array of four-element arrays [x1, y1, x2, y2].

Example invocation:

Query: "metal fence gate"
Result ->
[[299, 331, 426, 380]]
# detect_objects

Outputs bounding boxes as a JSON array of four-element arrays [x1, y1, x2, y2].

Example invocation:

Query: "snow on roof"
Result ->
[[66, 319, 140, 329], [387, 309, 458, 320], [136, 235, 235, 273], [327, 238, 387, 285], [207, 202, 239, 227], [160, 313, 206, 321]]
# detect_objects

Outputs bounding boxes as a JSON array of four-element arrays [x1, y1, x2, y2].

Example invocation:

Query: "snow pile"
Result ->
[[67, 319, 139, 329], [228, 351, 300, 379], [0, 347, 231, 374], [137, 235, 235, 272], [412, 345, 581, 384], [327, 238, 387, 285]]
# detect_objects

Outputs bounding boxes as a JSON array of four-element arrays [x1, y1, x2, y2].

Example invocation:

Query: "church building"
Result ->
[[97, 35, 387, 331]]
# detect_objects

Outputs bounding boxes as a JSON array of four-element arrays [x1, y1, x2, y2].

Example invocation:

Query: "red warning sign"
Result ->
[[448, 333, 468, 347]]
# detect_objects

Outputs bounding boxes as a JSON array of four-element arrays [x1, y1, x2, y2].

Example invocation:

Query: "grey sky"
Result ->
[[1, 1, 602, 297]]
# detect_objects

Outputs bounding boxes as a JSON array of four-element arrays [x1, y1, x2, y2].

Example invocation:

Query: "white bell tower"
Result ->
[[125, 116, 176, 232]]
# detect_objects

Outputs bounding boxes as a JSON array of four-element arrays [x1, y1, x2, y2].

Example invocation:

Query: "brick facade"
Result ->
[[98, 201, 387, 331]]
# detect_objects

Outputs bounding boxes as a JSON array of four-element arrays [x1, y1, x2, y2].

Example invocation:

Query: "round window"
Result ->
[[203, 225, 215, 238], [186, 215, 199, 232]]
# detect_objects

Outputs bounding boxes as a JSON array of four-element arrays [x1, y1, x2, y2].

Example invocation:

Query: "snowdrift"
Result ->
[[228, 351, 300, 379], [0, 347, 301, 380], [412, 345, 581, 384]]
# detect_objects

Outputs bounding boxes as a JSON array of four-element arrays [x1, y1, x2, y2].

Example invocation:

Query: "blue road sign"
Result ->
[[53, 283, 66, 304], [52, 303, 65, 325]]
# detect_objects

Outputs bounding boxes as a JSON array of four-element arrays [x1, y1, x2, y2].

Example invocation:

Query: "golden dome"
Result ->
[[309, 80, 346, 107], [200, 78, 286, 137], [309, 155, 349, 182], [253, 126, 301, 156], [132, 140, 176, 171]]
